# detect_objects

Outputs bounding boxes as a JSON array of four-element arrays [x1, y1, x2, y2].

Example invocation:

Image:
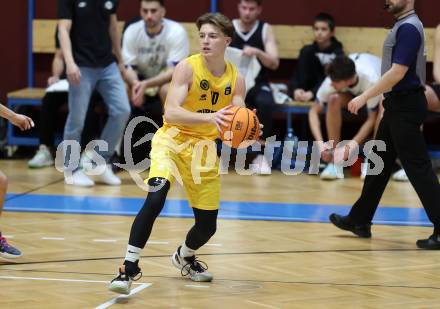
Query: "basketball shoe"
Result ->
[[0, 236, 22, 259], [108, 260, 142, 295], [171, 246, 213, 282]]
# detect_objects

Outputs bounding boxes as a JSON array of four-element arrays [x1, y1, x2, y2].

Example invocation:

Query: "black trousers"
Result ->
[[39, 92, 68, 146], [349, 90, 440, 228], [245, 82, 275, 140], [39, 91, 102, 148]]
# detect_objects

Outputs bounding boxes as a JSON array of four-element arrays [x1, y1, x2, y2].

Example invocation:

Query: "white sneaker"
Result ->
[[79, 150, 93, 169], [320, 163, 344, 180], [171, 246, 213, 282], [392, 168, 408, 182], [108, 262, 142, 295], [361, 159, 368, 180], [28, 145, 54, 168], [108, 272, 133, 295], [95, 164, 121, 186], [250, 154, 272, 175], [65, 169, 95, 187]]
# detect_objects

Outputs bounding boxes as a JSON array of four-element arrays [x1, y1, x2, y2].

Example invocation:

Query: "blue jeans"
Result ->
[[63, 62, 130, 168]]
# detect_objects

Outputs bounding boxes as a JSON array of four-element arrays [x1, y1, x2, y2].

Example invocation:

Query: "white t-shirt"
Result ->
[[316, 53, 382, 110], [122, 18, 189, 78]]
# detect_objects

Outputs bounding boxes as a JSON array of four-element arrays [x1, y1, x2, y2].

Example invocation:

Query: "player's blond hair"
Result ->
[[196, 13, 234, 38]]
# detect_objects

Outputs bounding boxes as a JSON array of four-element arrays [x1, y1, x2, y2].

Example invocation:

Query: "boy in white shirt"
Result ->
[[308, 53, 381, 180], [122, 0, 189, 106]]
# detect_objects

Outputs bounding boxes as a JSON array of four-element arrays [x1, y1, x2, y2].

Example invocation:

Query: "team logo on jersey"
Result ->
[[211, 91, 219, 105], [78, 1, 87, 8], [199, 94, 207, 101], [200, 79, 210, 91], [104, 1, 114, 10], [224, 84, 231, 95]]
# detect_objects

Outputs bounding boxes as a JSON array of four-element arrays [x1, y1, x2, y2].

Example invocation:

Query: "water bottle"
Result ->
[[283, 127, 299, 170], [285, 128, 298, 147], [286, 128, 295, 141]]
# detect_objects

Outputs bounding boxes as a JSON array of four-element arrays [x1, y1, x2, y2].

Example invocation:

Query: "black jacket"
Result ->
[[289, 37, 344, 99]]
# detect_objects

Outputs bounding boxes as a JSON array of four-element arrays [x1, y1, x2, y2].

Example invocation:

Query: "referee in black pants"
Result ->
[[329, 0, 440, 249]]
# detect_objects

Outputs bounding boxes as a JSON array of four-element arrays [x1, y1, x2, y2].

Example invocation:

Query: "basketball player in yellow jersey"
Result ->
[[109, 12, 246, 295]]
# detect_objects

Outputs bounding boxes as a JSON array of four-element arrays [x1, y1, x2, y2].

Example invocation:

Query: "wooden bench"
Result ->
[[7, 18, 437, 146]]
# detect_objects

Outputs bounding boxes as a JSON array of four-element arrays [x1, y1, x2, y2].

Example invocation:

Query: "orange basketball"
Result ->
[[220, 106, 260, 149]]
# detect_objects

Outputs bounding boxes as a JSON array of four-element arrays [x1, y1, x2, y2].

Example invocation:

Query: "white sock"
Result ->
[[125, 245, 141, 263], [180, 242, 195, 257]]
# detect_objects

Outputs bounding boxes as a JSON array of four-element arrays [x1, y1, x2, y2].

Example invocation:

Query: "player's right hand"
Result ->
[[10, 113, 34, 131], [250, 108, 264, 137], [211, 105, 235, 133]]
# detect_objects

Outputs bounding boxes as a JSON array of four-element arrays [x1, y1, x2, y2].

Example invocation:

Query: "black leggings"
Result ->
[[128, 177, 218, 250]]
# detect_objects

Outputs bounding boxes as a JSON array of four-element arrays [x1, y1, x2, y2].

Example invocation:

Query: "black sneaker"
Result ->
[[416, 234, 440, 250], [108, 260, 142, 295], [171, 246, 213, 282], [329, 213, 372, 238]]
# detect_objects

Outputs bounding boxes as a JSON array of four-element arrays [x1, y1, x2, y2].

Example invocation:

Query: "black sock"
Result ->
[[123, 260, 140, 276]]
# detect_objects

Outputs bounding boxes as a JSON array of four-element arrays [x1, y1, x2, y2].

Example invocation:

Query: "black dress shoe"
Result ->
[[329, 213, 372, 238], [416, 234, 440, 250]]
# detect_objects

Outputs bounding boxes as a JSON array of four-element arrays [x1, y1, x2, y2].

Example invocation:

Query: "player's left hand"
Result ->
[[10, 113, 34, 131], [348, 95, 367, 115], [251, 108, 264, 137]]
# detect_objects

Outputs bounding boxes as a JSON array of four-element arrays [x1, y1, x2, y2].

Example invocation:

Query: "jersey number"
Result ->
[[211, 91, 219, 105]]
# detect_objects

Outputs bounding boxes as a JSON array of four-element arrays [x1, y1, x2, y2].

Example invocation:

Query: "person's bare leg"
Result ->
[[0, 170, 22, 258], [425, 85, 440, 112], [0, 171, 7, 216], [326, 92, 353, 147]]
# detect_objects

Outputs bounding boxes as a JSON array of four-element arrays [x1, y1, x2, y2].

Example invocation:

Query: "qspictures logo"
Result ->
[[56, 117, 386, 192]]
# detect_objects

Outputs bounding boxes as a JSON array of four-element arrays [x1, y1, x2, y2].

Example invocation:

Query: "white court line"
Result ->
[[0, 275, 147, 286], [246, 300, 281, 309], [93, 239, 117, 243], [147, 241, 169, 245], [184, 284, 210, 289], [41, 237, 65, 240], [205, 243, 222, 247], [0, 275, 112, 284], [2, 235, 13, 238], [0, 276, 151, 309], [94, 283, 151, 309]]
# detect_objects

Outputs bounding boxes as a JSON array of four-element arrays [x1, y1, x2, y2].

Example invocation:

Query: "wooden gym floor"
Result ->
[[0, 159, 439, 308]]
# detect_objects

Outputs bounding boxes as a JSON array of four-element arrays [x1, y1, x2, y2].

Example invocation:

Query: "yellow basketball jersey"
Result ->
[[163, 53, 238, 140]]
